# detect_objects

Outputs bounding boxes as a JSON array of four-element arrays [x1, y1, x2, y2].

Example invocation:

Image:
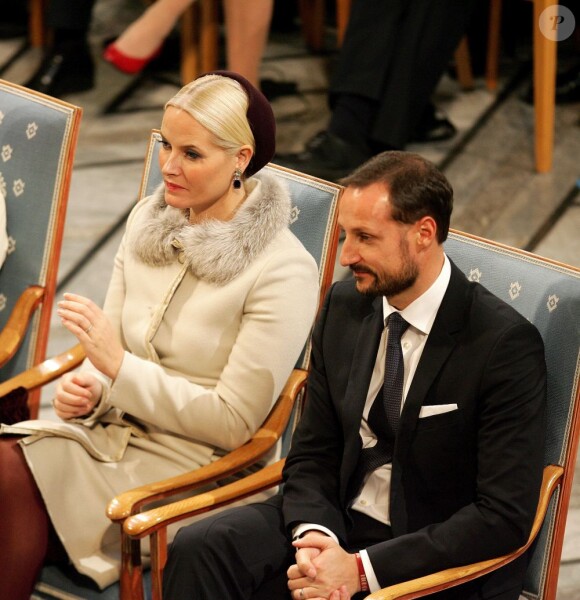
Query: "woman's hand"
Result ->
[[54, 371, 103, 419], [57, 292, 124, 380]]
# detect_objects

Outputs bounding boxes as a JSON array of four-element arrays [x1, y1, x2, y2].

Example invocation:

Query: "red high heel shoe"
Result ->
[[103, 42, 162, 75]]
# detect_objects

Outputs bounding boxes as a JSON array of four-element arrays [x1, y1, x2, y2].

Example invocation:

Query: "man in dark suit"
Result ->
[[162, 151, 546, 600]]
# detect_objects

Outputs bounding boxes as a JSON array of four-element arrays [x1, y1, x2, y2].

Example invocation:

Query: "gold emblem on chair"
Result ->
[[290, 205, 301, 224], [547, 294, 559, 312], [1, 144, 12, 162], [509, 282, 521, 300], [12, 179, 25, 197], [467, 267, 482, 282], [26, 122, 38, 140]]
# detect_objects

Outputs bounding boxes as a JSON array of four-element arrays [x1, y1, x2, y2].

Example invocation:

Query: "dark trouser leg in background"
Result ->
[[330, 0, 478, 149], [45, 0, 95, 31], [163, 495, 294, 600]]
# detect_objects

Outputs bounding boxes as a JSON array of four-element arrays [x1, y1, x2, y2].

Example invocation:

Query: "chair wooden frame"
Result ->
[[0, 79, 81, 415], [179, 0, 219, 85], [124, 230, 580, 600], [28, 0, 48, 48], [484, 0, 557, 173], [299, 0, 352, 50]]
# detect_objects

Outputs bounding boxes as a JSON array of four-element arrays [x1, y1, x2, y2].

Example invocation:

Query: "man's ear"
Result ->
[[415, 216, 437, 247]]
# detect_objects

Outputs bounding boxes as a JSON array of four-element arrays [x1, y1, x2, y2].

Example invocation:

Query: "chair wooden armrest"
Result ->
[[366, 465, 563, 599], [107, 369, 307, 522], [0, 286, 45, 368], [120, 459, 286, 600], [0, 342, 85, 397], [124, 458, 286, 539], [122, 464, 562, 598]]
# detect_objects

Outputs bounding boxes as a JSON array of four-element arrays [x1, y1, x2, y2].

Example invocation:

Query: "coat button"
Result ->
[[171, 238, 186, 263]]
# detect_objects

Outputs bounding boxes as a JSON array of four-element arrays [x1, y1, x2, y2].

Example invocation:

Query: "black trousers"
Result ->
[[162, 494, 393, 600], [329, 0, 478, 148], [162, 493, 528, 600], [46, 0, 95, 31]]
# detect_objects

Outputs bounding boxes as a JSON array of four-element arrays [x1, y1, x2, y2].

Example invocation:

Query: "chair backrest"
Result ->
[[444, 230, 580, 600], [0, 80, 81, 408], [139, 130, 341, 370]]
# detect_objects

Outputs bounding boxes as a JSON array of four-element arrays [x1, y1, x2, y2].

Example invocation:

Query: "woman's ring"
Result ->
[[299, 589, 305, 600], [85, 323, 93, 334]]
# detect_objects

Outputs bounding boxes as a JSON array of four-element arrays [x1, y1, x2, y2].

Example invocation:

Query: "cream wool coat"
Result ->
[[2, 173, 319, 589]]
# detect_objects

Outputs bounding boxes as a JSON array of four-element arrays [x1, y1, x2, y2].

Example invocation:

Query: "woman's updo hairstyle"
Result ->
[[165, 71, 276, 177]]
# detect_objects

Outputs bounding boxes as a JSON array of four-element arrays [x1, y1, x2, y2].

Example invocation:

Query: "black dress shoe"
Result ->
[[275, 131, 371, 181], [24, 42, 95, 98], [412, 103, 457, 143]]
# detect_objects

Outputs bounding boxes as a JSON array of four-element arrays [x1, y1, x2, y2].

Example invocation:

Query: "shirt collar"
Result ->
[[383, 254, 451, 335]]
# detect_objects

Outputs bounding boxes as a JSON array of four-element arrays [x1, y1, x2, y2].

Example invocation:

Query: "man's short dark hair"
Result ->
[[340, 151, 453, 243]]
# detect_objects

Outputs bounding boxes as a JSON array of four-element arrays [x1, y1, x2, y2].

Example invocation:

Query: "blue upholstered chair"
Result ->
[[126, 230, 580, 600], [0, 79, 81, 415], [7, 130, 341, 599]]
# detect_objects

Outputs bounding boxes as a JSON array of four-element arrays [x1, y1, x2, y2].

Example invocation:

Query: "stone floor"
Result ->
[[1, 0, 579, 597]]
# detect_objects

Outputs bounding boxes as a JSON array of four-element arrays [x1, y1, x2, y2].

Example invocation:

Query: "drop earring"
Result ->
[[233, 168, 242, 189]]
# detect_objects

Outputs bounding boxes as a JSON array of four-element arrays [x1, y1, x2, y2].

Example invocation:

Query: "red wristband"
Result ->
[[355, 552, 369, 592]]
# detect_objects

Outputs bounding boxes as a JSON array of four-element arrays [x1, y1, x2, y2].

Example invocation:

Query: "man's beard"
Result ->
[[351, 241, 418, 298]]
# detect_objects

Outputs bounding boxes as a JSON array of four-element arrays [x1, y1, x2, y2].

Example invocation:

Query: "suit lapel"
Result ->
[[389, 262, 471, 532], [340, 297, 384, 493], [397, 262, 471, 446]]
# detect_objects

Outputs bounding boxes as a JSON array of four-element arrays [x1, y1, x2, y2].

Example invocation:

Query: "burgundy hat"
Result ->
[[203, 70, 276, 177]]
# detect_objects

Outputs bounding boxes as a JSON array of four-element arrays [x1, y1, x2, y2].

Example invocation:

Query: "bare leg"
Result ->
[[0, 437, 50, 599], [223, 0, 274, 87], [113, 0, 194, 59], [110, 0, 273, 85]]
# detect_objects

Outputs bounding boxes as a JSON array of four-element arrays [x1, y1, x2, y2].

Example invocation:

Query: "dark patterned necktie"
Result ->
[[348, 312, 410, 500], [381, 312, 409, 433]]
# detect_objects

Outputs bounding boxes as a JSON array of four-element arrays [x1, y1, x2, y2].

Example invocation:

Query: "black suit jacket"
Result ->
[[282, 261, 546, 597]]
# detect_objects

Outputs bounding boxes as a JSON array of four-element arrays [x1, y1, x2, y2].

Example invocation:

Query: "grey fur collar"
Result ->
[[131, 172, 291, 285]]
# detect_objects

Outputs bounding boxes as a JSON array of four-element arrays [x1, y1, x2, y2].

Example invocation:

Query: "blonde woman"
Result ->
[[0, 71, 319, 598]]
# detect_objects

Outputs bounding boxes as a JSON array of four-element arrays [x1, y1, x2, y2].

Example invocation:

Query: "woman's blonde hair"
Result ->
[[165, 74, 255, 157]]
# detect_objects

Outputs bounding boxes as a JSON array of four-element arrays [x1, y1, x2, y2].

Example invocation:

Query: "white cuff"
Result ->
[[291, 523, 339, 543], [359, 549, 381, 593]]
